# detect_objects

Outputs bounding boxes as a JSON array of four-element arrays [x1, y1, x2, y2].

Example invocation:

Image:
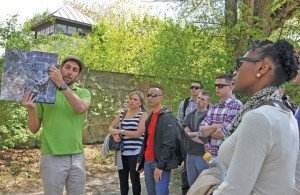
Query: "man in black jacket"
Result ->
[[137, 86, 178, 195]]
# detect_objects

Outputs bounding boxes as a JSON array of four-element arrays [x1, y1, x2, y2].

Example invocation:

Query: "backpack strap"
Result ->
[[183, 97, 190, 119], [118, 110, 128, 131], [120, 110, 127, 121]]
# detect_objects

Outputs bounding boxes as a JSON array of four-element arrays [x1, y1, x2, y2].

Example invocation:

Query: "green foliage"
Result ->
[[0, 16, 31, 51], [0, 101, 39, 149], [0, 15, 44, 149], [285, 82, 300, 106], [137, 20, 229, 105], [0, 0, 299, 148], [81, 13, 231, 105], [23, 11, 51, 32], [269, 16, 300, 47]]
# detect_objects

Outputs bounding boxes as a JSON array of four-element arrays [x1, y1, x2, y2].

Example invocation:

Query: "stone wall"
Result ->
[[77, 69, 191, 144], [79, 70, 151, 144]]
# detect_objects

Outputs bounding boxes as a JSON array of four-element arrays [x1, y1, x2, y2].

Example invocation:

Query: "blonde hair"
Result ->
[[129, 91, 145, 111]]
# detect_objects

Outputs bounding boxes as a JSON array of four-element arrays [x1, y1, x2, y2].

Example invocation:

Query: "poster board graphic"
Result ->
[[0, 49, 58, 103]]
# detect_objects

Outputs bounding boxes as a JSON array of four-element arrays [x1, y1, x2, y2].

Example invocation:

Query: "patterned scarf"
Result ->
[[229, 86, 282, 135]]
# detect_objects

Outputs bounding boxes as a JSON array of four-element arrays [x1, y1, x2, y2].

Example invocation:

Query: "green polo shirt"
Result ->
[[36, 87, 91, 155]]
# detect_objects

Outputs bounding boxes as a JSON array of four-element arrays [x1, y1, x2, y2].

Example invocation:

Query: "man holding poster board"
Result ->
[[21, 56, 91, 195]]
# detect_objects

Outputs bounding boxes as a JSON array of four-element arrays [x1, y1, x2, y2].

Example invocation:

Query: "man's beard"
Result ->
[[65, 79, 75, 86]]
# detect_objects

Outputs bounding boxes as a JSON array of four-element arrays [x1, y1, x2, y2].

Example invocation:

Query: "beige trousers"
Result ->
[[40, 153, 86, 195]]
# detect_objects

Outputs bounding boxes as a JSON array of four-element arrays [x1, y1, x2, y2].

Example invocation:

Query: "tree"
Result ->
[[0, 0, 298, 148], [0, 14, 55, 148], [179, 0, 300, 64]]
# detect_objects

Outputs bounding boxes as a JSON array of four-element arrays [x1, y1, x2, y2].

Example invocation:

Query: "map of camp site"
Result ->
[[0, 49, 58, 103]]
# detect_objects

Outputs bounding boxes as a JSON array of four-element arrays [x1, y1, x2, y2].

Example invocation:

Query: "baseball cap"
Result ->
[[61, 56, 84, 73]]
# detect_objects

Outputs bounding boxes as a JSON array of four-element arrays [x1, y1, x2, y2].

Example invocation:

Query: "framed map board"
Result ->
[[0, 49, 58, 103]]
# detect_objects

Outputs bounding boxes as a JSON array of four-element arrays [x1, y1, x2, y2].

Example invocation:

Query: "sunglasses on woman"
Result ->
[[235, 57, 264, 71]]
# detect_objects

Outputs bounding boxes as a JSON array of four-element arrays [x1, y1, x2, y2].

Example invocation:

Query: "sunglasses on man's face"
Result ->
[[215, 83, 231, 89], [147, 93, 161, 98], [190, 86, 202, 90], [235, 57, 264, 71]]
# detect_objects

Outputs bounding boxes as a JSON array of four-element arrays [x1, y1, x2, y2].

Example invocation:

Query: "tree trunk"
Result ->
[[228, 0, 299, 63], [224, 0, 238, 67]]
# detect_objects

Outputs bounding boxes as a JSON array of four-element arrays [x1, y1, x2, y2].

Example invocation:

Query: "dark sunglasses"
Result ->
[[235, 57, 264, 71], [215, 83, 231, 89], [147, 93, 161, 98], [190, 86, 202, 90]]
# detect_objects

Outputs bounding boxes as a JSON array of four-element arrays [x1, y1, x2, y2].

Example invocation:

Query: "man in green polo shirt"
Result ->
[[22, 56, 91, 195]]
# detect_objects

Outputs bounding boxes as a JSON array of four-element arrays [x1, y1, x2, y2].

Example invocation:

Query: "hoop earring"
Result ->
[[256, 73, 261, 78]]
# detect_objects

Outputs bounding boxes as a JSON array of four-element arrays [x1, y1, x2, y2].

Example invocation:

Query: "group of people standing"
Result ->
[[21, 38, 299, 195], [109, 87, 179, 194], [108, 39, 300, 195], [178, 74, 243, 193]]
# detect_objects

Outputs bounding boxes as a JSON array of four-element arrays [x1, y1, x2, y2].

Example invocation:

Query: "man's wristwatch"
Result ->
[[58, 82, 68, 90]]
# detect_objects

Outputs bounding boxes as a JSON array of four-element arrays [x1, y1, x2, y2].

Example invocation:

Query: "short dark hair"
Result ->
[[61, 56, 84, 73], [202, 91, 211, 100], [191, 80, 203, 88], [249, 39, 299, 86], [216, 74, 233, 84]]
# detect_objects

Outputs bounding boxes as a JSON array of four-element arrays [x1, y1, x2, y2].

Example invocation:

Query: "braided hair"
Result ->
[[249, 39, 299, 86]]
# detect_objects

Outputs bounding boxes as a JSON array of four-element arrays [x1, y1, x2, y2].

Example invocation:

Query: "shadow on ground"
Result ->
[[0, 144, 182, 195]]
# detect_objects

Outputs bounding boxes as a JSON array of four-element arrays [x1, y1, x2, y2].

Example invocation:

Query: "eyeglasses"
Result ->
[[190, 86, 202, 90], [215, 83, 231, 89], [147, 93, 161, 98], [235, 57, 264, 71]]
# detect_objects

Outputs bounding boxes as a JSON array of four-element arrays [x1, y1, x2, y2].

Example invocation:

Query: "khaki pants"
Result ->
[[187, 167, 221, 195], [40, 153, 86, 195]]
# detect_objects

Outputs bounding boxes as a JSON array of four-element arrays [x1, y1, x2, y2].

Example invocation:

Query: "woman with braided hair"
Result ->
[[213, 40, 299, 195]]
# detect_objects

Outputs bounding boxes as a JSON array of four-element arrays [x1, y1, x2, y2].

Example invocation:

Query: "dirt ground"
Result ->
[[0, 144, 182, 195]]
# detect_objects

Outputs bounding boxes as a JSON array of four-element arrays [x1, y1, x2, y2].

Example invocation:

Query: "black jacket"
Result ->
[[137, 107, 178, 171], [182, 109, 208, 156]]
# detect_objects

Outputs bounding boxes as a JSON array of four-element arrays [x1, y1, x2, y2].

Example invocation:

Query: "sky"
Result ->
[[0, 0, 65, 24], [0, 0, 180, 24]]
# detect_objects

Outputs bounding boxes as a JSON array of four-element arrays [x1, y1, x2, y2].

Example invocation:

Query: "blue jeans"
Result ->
[[144, 160, 171, 195], [186, 154, 209, 186]]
